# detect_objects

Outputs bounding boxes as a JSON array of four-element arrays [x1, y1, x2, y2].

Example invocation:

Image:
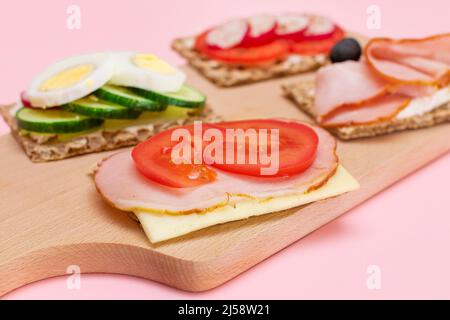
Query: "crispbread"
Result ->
[[0, 104, 220, 162], [172, 36, 327, 87], [282, 80, 450, 140]]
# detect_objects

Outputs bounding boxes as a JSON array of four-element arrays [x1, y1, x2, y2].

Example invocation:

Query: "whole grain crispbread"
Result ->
[[0, 104, 220, 162], [172, 36, 327, 87], [282, 80, 450, 140]]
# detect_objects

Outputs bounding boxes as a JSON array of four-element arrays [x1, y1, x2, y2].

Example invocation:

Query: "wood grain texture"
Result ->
[[1, 65, 449, 296]]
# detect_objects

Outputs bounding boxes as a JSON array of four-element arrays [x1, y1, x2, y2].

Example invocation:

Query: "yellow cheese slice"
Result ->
[[135, 165, 359, 243]]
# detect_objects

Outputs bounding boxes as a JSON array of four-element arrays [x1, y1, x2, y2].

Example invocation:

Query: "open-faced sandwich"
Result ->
[[94, 119, 359, 243], [173, 13, 345, 87], [283, 34, 450, 139], [0, 52, 214, 162]]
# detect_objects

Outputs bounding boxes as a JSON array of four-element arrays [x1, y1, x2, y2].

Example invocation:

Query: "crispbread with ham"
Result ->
[[283, 80, 450, 139], [283, 34, 450, 139], [95, 122, 337, 214], [93, 119, 359, 243]]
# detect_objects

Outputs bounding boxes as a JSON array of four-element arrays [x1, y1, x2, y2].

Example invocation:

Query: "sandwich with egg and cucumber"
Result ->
[[283, 33, 450, 139], [94, 118, 359, 243], [0, 52, 214, 162]]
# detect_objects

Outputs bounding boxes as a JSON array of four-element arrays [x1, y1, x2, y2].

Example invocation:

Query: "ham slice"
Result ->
[[94, 123, 338, 214], [365, 34, 450, 86], [313, 34, 450, 127], [321, 94, 410, 127], [314, 61, 387, 120]]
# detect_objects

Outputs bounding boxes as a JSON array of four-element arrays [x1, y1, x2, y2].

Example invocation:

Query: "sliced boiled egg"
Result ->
[[109, 52, 186, 93], [27, 53, 115, 108]]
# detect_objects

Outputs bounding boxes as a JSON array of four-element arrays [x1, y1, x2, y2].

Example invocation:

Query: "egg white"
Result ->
[[108, 52, 186, 93], [27, 53, 115, 108]]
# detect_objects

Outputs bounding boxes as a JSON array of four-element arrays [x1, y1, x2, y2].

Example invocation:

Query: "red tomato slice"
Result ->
[[132, 124, 219, 188], [212, 119, 318, 177], [132, 120, 319, 187], [195, 31, 289, 66], [290, 27, 345, 55]]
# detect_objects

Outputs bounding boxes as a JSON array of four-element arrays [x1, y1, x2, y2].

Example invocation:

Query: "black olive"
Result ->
[[330, 38, 362, 63]]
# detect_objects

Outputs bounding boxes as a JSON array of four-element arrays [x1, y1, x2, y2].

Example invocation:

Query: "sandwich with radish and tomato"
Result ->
[[94, 118, 359, 243], [284, 34, 450, 139], [0, 52, 213, 162], [172, 13, 346, 87]]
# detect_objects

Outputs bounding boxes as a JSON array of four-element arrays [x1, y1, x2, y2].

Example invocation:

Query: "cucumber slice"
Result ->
[[94, 85, 167, 112], [16, 107, 103, 134], [131, 85, 206, 108], [63, 97, 141, 119]]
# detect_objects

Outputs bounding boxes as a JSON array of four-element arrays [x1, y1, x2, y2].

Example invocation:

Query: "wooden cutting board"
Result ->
[[0, 65, 449, 296]]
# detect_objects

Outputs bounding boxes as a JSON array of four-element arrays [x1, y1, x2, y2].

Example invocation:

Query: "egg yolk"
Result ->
[[39, 64, 94, 92], [133, 54, 175, 74]]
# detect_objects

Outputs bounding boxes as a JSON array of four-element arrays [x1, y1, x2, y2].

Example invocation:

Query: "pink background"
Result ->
[[1, 0, 449, 299]]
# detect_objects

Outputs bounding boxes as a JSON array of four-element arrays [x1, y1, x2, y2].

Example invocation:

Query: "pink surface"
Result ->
[[1, 0, 449, 299]]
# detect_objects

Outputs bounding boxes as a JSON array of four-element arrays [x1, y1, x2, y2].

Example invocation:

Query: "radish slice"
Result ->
[[206, 19, 249, 49], [21, 91, 33, 108], [248, 14, 276, 37], [302, 16, 337, 40], [21, 90, 60, 109], [241, 14, 277, 47], [275, 14, 310, 40]]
